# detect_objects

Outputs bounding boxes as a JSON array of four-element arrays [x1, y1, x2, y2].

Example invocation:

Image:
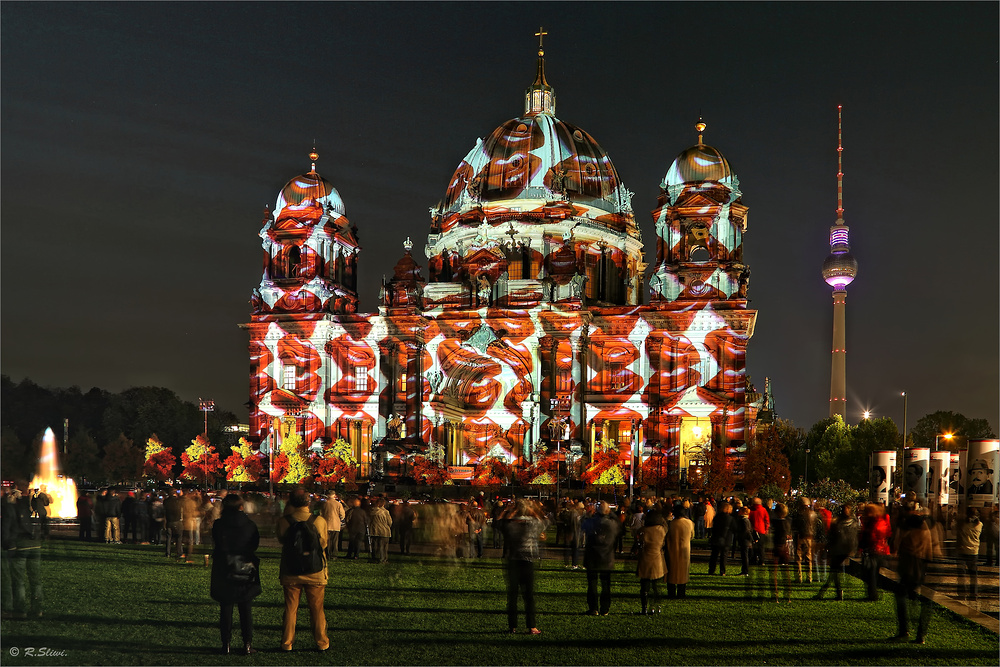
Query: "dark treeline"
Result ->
[[1, 375, 241, 485]]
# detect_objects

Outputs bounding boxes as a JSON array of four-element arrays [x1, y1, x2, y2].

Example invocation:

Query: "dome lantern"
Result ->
[[524, 27, 555, 116]]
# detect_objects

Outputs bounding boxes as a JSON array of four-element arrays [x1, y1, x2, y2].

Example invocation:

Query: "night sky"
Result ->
[[3, 2, 997, 435]]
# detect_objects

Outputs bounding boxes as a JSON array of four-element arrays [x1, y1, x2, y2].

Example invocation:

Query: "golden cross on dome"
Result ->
[[535, 27, 548, 54]]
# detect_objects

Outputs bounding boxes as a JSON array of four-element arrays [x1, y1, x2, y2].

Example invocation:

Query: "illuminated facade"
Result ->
[[822, 107, 858, 419], [243, 45, 761, 482]]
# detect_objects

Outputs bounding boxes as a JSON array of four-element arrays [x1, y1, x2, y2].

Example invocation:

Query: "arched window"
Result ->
[[690, 246, 711, 262], [287, 245, 301, 277]]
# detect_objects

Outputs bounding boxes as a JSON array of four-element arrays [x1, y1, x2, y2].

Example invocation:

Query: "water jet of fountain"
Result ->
[[29, 427, 79, 519]]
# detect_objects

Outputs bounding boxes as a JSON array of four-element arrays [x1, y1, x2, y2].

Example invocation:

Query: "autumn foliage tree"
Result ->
[[410, 442, 450, 485], [704, 443, 736, 500], [581, 447, 626, 487], [180, 434, 223, 484], [223, 437, 263, 483], [472, 455, 513, 486], [515, 446, 559, 485], [143, 434, 177, 483], [313, 437, 359, 490], [743, 423, 792, 495], [274, 431, 312, 484]]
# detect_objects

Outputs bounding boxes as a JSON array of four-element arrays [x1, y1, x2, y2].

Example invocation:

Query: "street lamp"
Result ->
[[548, 417, 567, 509], [863, 410, 871, 420], [900, 391, 908, 490], [198, 398, 215, 489], [804, 448, 811, 485], [935, 433, 954, 452], [628, 418, 641, 504]]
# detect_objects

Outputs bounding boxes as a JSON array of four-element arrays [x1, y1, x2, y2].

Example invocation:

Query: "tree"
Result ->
[[65, 429, 103, 485], [472, 455, 512, 486], [313, 437, 358, 489], [849, 417, 901, 487], [704, 442, 736, 499], [223, 437, 264, 484], [103, 433, 143, 484], [0, 426, 29, 482], [803, 416, 852, 485], [410, 442, 449, 486], [581, 447, 626, 486], [101, 387, 202, 457], [180, 434, 224, 485], [143, 434, 177, 483], [910, 411, 997, 448], [743, 422, 791, 495]]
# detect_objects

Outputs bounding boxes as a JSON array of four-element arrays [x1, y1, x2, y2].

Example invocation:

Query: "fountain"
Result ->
[[29, 427, 79, 519]]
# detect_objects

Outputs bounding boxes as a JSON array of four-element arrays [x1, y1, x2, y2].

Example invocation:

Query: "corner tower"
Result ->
[[822, 107, 858, 419], [244, 150, 363, 447], [647, 121, 757, 481]]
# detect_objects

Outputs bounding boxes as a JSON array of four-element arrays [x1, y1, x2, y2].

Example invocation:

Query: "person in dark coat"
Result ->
[[583, 501, 620, 615], [770, 503, 792, 603], [499, 499, 548, 634], [76, 492, 94, 541], [210, 494, 261, 655], [708, 501, 734, 575], [344, 497, 369, 560], [815, 504, 859, 601]]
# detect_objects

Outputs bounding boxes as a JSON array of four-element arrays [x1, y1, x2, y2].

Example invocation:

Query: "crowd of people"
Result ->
[[1, 480, 997, 649]]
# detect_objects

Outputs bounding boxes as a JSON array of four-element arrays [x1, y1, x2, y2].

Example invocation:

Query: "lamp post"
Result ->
[[198, 398, 214, 489], [549, 417, 566, 509], [629, 418, 641, 504], [900, 391, 908, 490], [804, 448, 810, 486]]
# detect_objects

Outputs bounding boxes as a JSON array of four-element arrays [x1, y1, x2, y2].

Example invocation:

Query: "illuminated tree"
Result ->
[[224, 437, 263, 483], [581, 448, 626, 487], [277, 431, 312, 484], [314, 437, 359, 490], [180, 434, 223, 484], [472, 455, 512, 486], [638, 447, 671, 494], [410, 441, 450, 485], [515, 447, 559, 485], [143, 434, 177, 483]]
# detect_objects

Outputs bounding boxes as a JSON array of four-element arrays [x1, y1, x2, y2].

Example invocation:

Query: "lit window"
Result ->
[[354, 366, 368, 393], [400, 372, 407, 396], [556, 369, 572, 393], [609, 365, 628, 390], [283, 365, 296, 391]]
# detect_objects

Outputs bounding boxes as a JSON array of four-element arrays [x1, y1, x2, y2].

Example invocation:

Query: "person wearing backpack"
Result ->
[[277, 488, 329, 652], [211, 494, 261, 655]]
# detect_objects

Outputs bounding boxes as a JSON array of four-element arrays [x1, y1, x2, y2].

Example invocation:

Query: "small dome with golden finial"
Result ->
[[662, 119, 735, 189]]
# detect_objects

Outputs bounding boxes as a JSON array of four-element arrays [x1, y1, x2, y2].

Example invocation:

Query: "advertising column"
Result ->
[[871, 451, 896, 504], [964, 439, 999, 509], [902, 447, 930, 503], [929, 451, 950, 507]]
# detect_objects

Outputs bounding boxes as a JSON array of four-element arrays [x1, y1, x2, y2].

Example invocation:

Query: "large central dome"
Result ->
[[441, 115, 623, 211], [434, 45, 634, 234]]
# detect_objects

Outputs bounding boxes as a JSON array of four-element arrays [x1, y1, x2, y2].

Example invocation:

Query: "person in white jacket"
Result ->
[[320, 493, 345, 559]]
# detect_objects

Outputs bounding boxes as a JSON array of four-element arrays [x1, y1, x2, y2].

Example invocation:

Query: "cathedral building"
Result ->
[[243, 44, 762, 484]]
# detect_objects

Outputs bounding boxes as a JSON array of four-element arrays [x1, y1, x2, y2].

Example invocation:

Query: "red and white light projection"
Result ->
[[243, 47, 762, 484]]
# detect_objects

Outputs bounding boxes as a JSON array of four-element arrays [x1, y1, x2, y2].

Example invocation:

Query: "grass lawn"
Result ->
[[1, 538, 996, 666]]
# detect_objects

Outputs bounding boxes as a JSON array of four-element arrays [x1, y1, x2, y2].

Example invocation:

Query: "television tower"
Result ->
[[822, 106, 858, 419]]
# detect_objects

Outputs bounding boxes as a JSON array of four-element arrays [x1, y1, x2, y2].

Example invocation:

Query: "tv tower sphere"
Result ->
[[823, 246, 858, 289]]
